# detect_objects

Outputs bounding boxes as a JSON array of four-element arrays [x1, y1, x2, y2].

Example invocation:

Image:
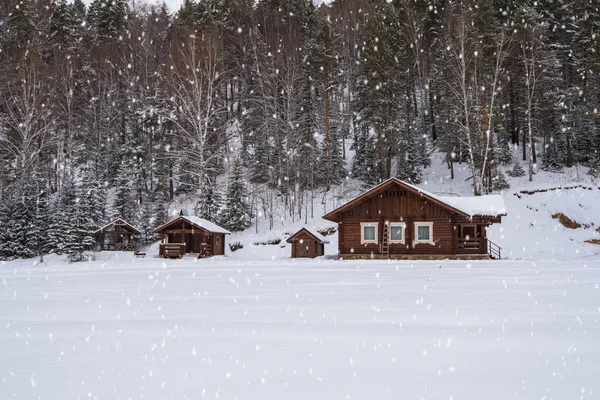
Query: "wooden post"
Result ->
[[451, 217, 457, 255], [407, 217, 413, 255], [181, 221, 185, 252]]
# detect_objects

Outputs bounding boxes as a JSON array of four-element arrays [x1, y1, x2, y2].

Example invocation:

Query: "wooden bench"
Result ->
[[160, 243, 185, 259], [134, 251, 146, 258]]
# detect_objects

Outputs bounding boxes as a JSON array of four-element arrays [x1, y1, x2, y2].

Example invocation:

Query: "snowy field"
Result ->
[[2, 254, 599, 400]]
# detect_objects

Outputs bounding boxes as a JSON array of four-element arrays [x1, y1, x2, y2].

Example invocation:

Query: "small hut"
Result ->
[[153, 215, 230, 258], [95, 219, 141, 251], [287, 227, 330, 258]]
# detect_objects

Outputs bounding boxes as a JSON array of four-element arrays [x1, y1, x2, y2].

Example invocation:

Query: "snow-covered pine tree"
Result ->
[[220, 158, 252, 232], [395, 119, 422, 184], [138, 192, 156, 246], [491, 163, 510, 191], [507, 159, 526, 178], [361, 133, 380, 188], [31, 192, 51, 262], [10, 201, 36, 259], [322, 126, 347, 186], [79, 166, 106, 226], [87, 0, 128, 42], [350, 127, 366, 179], [75, 168, 105, 252], [0, 198, 12, 260], [112, 156, 137, 223], [194, 175, 222, 222], [46, 174, 78, 255], [249, 138, 270, 184]]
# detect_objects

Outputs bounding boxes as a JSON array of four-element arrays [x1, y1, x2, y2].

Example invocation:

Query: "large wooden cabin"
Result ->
[[322, 178, 506, 260], [287, 227, 330, 258], [153, 215, 230, 258], [95, 219, 141, 251]]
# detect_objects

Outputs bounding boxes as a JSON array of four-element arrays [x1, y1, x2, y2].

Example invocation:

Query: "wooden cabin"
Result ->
[[322, 178, 506, 260], [287, 227, 330, 258], [95, 219, 141, 251], [153, 215, 230, 258]]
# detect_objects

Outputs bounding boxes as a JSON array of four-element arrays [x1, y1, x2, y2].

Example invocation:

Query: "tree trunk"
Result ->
[[510, 78, 518, 145]]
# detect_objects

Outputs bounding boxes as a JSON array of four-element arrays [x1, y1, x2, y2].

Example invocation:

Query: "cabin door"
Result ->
[[299, 241, 309, 257]]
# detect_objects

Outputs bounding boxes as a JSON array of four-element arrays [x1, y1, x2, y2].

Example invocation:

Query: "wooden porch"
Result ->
[[456, 238, 502, 259], [153, 215, 229, 258], [158, 242, 214, 258], [96, 219, 141, 252]]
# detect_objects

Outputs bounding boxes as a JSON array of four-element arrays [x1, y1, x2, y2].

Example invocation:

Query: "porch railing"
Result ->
[[159, 243, 186, 258], [487, 239, 502, 260], [457, 238, 502, 259]]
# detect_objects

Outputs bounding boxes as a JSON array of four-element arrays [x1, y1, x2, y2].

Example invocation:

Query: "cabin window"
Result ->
[[360, 222, 378, 244], [414, 222, 434, 245], [388, 222, 406, 244], [216, 237, 220, 245]]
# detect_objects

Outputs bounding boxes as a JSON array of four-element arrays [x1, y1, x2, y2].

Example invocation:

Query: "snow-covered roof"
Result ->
[[94, 219, 141, 234], [400, 180, 507, 217], [323, 178, 507, 219], [437, 195, 507, 217], [181, 216, 231, 234], [288, 227, 330, 243], [153, 215, 231, 234]]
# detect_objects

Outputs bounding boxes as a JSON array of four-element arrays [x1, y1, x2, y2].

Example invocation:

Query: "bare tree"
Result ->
[[519, 25, 544, 182], [443, 3, 481, 195], [0, 61, 57, 186], [165, 29, 229, 187]]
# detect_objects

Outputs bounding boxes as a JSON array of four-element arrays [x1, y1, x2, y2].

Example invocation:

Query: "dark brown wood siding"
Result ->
[[333, 183, 498, 257], [161, 219, 227, 257], [212, 233, 225, 256], [290, 233, 324, 258]]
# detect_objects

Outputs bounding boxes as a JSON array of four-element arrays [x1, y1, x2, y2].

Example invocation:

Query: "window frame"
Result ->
[[360, 222, 379, 244], [388, 222, 406, 244], [414, 222, 434, 245]]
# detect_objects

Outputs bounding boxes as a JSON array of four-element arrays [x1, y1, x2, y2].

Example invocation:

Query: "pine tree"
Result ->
[[507, 158, 526, 178], [31, 193, 51, 262], [46, 175, 78, 255], [138, 193, 156, 246], [10, 198, 36, 259], [320, 126, 347, 186], [220, 158, 252, 232], [0, 199, 12, 260], [112, 157, 137, 223], [87, 0, 129, 41], [491, 164, 510, 191], [195, 175, 223, 222], [75, 168, 105, 252]]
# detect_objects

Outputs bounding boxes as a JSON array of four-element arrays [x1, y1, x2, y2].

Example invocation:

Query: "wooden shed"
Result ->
[[95, 219, 141, 251], [322, 178, 506, 260], [287, 227, 330, 258], [153, 215, 230, 258]]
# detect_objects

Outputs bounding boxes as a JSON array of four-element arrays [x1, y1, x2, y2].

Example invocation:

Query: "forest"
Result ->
[[0, 0, 598, 260]]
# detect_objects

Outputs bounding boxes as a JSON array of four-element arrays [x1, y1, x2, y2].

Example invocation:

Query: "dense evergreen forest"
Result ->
[[0, 0, 598, 259]]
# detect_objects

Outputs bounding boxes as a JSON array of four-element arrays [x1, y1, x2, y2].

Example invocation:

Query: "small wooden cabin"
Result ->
[[95, 219, 141, 251], [322, 178, 506, 260], [153, 215, 230, 258], [287, 227, 330, 258]]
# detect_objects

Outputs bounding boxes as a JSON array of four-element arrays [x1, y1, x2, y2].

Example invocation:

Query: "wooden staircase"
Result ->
[[381, 221, 390, 257]]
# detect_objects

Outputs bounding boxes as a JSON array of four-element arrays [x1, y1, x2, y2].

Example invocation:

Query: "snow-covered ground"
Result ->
[[1, 254, 599, 400]]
